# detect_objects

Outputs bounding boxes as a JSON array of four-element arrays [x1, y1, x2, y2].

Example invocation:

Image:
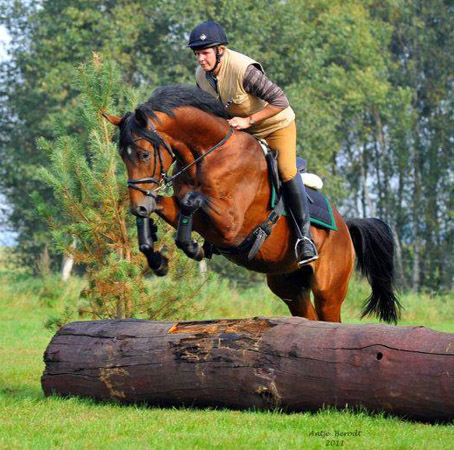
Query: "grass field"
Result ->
[[1, 270, 454, 449]]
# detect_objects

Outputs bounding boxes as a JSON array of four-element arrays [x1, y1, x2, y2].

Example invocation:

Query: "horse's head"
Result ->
[[103, 108, 174, 217]]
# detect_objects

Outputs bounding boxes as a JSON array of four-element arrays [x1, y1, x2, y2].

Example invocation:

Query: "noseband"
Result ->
[[127, 125, 234, 197]]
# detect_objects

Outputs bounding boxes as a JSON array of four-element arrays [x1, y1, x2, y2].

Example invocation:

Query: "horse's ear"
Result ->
[[102, 111, 122, 126], [134, 107, 148, 128]]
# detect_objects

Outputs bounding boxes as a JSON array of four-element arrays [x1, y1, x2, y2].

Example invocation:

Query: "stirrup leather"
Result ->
[[295, 236, 319, 265]]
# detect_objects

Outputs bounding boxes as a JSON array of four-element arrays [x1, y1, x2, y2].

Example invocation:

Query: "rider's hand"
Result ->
[[227, 117, 251, 130]]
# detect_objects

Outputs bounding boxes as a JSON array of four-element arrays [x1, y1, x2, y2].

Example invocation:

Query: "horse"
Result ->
[[103, 85, 400, 323]]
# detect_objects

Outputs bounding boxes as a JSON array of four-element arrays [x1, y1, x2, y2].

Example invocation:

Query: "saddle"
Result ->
[[258, 140, 337, 232], [257, 138, 323, 190], [209, 140, 336, 260]]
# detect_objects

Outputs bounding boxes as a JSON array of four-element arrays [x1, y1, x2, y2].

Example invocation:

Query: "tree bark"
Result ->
[[37, 243, 51, 276], [199, 260, 207, 277], [42, 317, 454, 422], [359, 144, 375, 217], [392, 227, 407, 290], [61, 238, 77, 282], [374, 109, 389, 222], [412, 132, 422, 292]]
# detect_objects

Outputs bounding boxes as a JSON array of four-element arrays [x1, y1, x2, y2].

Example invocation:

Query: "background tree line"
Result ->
[[1, 0, 454, 293]]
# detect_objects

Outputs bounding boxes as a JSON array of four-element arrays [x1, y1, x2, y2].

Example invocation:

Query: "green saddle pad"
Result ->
[[271, 185, 337, 231]]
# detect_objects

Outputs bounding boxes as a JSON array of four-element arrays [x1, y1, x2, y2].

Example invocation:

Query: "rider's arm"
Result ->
[[243, 65, 289, 123]]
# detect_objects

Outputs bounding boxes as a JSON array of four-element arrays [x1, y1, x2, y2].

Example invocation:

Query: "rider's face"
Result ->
[[195, 48, 217, 72]]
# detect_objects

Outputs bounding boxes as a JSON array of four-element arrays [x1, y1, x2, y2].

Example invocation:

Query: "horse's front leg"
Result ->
[[155, 193, 205, 261], [136, 217, 169, 277], [175, 192, 205, 261], [134, 195, 179, 277]]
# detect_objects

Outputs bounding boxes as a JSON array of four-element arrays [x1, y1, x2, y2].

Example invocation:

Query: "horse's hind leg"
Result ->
[[266, 267, 318, 320], [287, 291, 318, 320], [312, 283, 347, 323], [311, 257, 354, 323]]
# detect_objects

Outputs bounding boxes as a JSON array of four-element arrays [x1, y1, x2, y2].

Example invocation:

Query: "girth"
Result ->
[[210, 150, 285, 260]]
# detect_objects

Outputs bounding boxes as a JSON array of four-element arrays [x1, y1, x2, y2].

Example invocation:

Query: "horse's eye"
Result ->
[[142, 152, 150, 161]]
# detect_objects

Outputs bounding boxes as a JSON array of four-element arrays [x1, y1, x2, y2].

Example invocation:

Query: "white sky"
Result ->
[[0, 25, 11, 61], [0, 25, 16, 246]]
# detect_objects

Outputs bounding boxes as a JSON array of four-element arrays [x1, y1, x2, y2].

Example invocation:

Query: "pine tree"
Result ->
[[35, 54, 202, 320]]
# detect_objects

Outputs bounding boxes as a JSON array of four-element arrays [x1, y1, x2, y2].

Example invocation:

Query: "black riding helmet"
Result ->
[[188, 21, 228, 50], [188, 21, 228, 73]]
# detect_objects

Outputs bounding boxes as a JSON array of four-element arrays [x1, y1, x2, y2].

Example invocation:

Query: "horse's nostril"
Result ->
[[130, 205, 151, 217]]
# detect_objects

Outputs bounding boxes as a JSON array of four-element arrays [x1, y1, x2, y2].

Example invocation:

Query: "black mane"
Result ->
[[118, 85, 230, 156], [141, 85, 230, 120]]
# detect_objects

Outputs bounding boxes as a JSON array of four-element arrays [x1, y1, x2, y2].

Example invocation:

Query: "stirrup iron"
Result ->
[[295, 236, 319, 265]]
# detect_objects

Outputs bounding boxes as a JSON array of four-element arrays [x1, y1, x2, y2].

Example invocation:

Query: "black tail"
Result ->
[[346, 218, 401, 324]]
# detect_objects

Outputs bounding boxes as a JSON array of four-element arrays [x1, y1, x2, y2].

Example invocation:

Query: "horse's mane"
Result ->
[[141, 85, 230, 120], [119, 85, 230, 155]]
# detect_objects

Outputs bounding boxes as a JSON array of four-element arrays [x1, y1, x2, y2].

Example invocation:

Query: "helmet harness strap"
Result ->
[[209, 45, 223, 74]]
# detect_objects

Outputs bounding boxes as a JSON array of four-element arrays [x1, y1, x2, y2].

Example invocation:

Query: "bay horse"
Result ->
[[104, 85, 400, 323]]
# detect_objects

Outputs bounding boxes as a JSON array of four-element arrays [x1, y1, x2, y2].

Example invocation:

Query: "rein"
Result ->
[[127, 126, 234, 197]]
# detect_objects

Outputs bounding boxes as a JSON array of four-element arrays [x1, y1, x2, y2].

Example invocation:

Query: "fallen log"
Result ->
[[42, 317, 454, 422]]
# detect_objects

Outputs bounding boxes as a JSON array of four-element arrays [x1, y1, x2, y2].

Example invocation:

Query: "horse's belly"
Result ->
[[225, 247, 297, 275], [229, 259, 298, 274]]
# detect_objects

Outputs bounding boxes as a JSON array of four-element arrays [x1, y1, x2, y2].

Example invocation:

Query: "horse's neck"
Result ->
[[155, 109, 232, 183], [156, 109, 270, 247], [164, 109, 230, 158], [157, 107, 266, 195], [177, 111, 265, 191]]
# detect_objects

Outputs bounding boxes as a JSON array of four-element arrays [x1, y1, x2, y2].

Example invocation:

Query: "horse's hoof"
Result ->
[[147, 252, 169, 277], [153, 255, 169, 277], [193, 246, 204, 262]]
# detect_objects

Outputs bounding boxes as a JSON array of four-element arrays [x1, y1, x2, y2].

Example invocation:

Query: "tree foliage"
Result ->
[[1, 0, 454, 292], [35, 54, 203, 320]]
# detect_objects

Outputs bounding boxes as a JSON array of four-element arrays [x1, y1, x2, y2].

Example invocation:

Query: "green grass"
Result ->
[[0, 271, 453, 449]]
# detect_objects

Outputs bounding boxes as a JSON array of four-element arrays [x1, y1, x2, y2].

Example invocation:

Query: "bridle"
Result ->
[[126, 134, 173, 198], [127, 124, 234, 198]]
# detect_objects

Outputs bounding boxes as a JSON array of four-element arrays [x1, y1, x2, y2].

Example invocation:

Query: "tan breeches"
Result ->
[[263, 121, 297, 182]]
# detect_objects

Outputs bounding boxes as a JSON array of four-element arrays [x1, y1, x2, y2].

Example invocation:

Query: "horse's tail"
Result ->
[[346, 218, 401, 324]]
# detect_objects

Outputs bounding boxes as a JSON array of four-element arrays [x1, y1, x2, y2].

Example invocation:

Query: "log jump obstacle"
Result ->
[[42, 317, 454, 422]]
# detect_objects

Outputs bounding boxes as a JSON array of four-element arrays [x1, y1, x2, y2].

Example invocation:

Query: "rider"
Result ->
[[189, 21, 318, 265]]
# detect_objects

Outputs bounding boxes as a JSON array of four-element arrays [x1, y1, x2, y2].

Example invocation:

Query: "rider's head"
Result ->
[[188, 21, 228, 73]]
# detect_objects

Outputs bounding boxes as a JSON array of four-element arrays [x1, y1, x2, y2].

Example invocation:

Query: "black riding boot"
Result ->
[[282, 175, 319, 265]]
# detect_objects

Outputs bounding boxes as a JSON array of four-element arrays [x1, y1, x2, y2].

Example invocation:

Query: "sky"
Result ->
[[0, 25, 16, 246], [0, 25, 10, 60]]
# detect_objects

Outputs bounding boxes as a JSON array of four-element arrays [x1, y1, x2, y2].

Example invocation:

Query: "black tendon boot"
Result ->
[[282, 175, 319, 265]]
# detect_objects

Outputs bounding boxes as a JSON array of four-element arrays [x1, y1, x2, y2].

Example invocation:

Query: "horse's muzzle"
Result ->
[[130, 198, 156, 217]]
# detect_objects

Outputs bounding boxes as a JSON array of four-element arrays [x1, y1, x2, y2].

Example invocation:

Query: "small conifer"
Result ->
[[35, 54, 203, 321]]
